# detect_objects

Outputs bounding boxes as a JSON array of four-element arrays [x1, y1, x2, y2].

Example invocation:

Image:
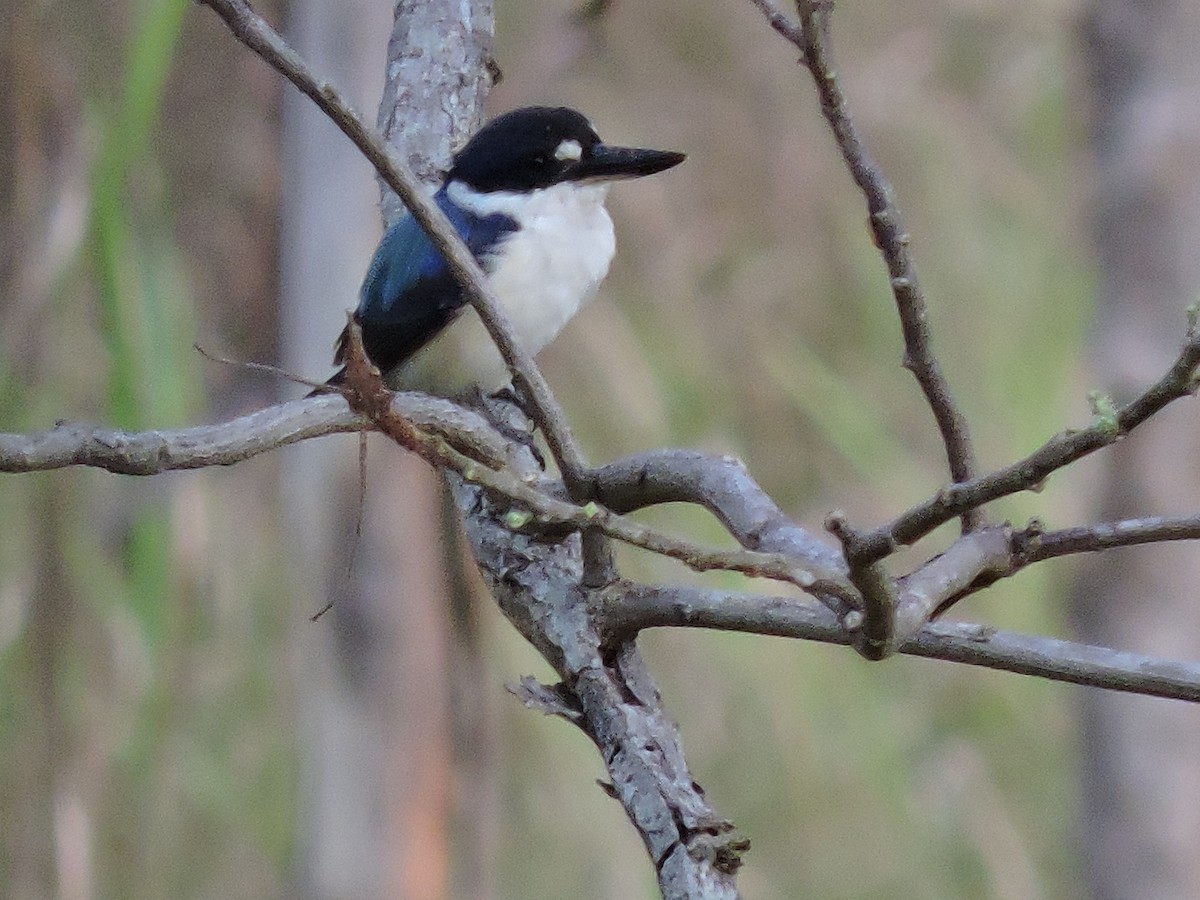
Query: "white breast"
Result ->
[[392, 180, 616, 396]]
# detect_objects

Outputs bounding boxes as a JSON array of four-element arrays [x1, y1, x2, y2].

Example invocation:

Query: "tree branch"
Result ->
[[792, 0, 980, 530], [747, 0, 805, 45], [0, 393, 527, 475], [605, 583, 1200, 703], [589, 450, 843, 566], [1020, 514, 1200, 562], [919, 515, 1200, 615], [586, 449, 855, 618], [874, 324, 1200, 550]]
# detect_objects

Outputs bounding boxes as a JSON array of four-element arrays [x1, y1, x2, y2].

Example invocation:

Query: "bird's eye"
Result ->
[[530, 154, 548, 167]]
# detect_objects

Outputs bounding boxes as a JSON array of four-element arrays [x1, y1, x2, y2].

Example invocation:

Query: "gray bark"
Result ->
[[376, 0, 496, 224]]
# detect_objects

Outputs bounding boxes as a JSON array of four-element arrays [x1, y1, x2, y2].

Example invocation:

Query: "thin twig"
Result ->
[[874, 325, 1200, 550], [195, 0, 592, 495], [747, 0, 805, 46], [193, 343, 331, 392], [826, 510, 897, 658], [1020, 514, 1200, 562], [794, 0, 980, 531]]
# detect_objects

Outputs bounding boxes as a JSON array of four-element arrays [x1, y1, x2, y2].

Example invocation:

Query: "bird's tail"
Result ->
[[305, 320, 351, 398], [304, 367, 346, 399]]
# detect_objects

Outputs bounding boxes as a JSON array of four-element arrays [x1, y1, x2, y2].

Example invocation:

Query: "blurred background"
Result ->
[[3, 0, 1199, 897]]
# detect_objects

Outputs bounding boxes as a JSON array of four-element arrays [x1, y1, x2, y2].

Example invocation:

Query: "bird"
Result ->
[[320, 106, 685, 398]]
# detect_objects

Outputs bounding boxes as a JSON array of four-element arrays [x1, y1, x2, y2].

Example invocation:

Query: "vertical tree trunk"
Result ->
[[371, 10, 498, 896], [1075, 3, 1200, 896], [281, 2, 495, 897]]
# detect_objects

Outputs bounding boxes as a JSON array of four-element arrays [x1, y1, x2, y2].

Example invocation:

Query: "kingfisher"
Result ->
[[321, 106, 685, 397]]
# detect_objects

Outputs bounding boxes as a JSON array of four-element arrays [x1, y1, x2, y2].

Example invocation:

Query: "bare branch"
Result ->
[[874, 325, 1200, 550], [747, 0, 805, 46], [826, 511, 898, 659], [589, 450, 843, 566], [607, 583, 1200, 703], [1021, 514, 1200, 562], [587, 449, 854, 617], [0, 394, 524, 475], [794, 0, 980, 529], [455, 472, 745, 895], [905, 622, 1200, 702], [925, 515, 1200, 615], [195, 0, 593, 494]]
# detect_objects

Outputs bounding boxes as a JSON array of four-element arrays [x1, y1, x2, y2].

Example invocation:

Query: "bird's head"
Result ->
[[446, 106, 685, 194]]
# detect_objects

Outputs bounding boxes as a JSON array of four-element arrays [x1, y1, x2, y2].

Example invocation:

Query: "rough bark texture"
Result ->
[[455, 458, 746, 899], [1076, 2, 1200, 896], [376, 0, 496, 224]]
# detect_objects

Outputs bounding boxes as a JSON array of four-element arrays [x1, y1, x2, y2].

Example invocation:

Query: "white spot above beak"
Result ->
[[554, 139, 583, 162]]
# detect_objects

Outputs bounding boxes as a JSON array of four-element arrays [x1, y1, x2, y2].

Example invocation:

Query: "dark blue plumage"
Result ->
[[334, 192, 515, 377]]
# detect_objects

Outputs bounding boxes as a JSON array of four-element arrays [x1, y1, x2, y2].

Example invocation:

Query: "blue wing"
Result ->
[[332, 191, 516, 377]]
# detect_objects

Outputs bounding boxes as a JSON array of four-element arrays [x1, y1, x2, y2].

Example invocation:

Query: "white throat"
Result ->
[[395, 180, 617, 396]]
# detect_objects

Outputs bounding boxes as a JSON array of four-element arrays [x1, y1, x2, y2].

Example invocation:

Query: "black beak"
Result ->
[[565, 143, 686, 182]]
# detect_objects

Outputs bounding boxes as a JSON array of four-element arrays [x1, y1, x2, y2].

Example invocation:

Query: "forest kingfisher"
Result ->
[[321, 106, 685, 397]]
